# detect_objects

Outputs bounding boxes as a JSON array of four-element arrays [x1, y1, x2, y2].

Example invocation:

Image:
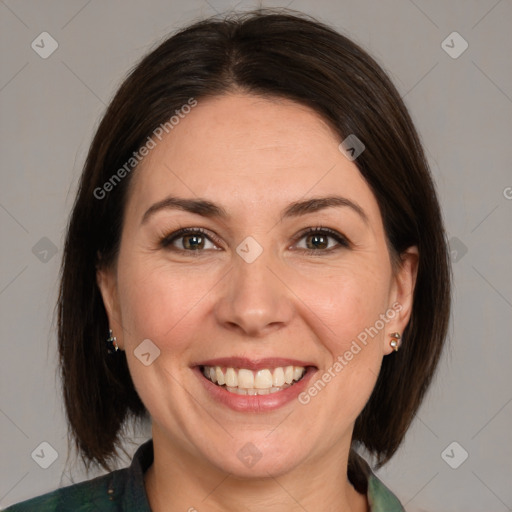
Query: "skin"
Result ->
[[97, 92, 418, 512]]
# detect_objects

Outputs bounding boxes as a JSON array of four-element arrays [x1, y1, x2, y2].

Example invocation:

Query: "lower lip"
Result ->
[[193, 366, 317, 412]]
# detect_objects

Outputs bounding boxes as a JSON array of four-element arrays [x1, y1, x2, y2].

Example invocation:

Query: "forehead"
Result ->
[[125, 93, 380, 225]]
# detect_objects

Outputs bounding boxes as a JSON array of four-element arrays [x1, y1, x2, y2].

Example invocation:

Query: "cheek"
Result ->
[[297, 261, 391, 411], [306, 260, 391, 347], [117, 258, 211, 351]]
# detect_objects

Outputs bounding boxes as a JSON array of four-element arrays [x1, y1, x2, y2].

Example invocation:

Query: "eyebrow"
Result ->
[[140, 195, 369, 225]]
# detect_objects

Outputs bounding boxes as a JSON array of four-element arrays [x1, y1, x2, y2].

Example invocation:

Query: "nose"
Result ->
[[213, 247, 294, 338]]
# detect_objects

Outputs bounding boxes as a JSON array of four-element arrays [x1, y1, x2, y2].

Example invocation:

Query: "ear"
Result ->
[[96, 262, 124, 350], [383, 246, 419, 355]]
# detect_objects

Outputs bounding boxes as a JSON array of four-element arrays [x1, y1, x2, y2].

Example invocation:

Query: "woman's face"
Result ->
[[98, 92, 417, 477]]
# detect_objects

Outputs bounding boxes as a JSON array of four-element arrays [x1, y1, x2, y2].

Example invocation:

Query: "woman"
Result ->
[[6, 8, 451, 511]]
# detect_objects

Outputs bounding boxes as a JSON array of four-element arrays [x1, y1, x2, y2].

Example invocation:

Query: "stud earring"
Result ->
[[389, 332, 401, 351], [106, 329, 119, 354]]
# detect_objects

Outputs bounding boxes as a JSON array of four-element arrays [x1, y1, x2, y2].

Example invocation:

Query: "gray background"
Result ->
[[1, 1, 511, 511]]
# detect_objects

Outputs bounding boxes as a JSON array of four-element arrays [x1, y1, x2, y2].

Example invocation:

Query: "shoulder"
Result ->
[[367, 472, 405, 512], [348, 450, 405, 512], [4, 440, 154, 512], [3, 470, 123, 512]]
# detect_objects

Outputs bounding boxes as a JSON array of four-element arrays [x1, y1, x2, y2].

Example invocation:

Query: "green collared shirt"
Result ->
[[4, 440, 405, 511]]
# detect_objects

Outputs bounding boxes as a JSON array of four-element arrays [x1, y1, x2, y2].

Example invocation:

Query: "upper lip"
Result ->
[[193, 357, 317, 371]]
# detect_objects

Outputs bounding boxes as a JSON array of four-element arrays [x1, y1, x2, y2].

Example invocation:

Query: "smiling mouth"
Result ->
[[200, 365, 309, 395]]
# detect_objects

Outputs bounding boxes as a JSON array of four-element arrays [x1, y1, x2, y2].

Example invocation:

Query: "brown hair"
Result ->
[[57, 7, 451, 473]]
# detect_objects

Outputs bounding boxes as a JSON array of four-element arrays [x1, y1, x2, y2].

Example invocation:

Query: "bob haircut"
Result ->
[[57, 8, 451, 473]]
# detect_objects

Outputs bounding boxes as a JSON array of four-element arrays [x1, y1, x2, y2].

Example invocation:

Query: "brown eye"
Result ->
[[305, 232, 329, 250], [295, 227, 349, 254], [160, 228, 219, 252], [180, 233, 205, 250]]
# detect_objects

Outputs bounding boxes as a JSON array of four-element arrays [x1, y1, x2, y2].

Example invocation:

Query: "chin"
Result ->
[[202, 435, 306, 479]]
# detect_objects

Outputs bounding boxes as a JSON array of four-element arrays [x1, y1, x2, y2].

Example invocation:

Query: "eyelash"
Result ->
[[159, 226, 349, 256]]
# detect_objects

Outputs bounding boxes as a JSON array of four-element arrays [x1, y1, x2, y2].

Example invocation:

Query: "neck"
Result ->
[[144, 425, 368, 512]]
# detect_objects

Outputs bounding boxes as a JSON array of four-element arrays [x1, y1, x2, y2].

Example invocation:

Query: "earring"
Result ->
[[106, 329, 119, 354], [389, 332, 401, 351]]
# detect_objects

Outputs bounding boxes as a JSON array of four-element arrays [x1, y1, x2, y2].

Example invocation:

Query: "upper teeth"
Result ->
[[202, 365, 306, 389]]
